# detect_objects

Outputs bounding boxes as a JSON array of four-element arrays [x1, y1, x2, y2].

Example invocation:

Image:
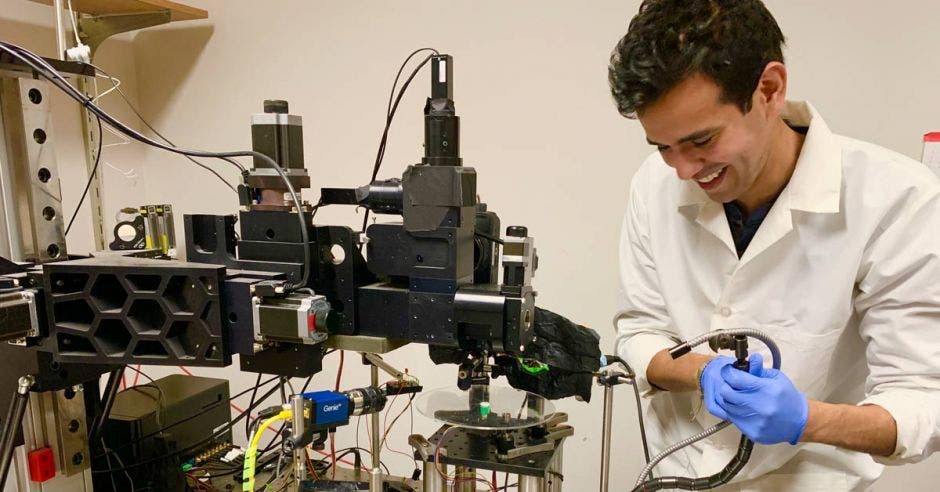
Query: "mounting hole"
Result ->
[[37, 167, 51, 183], [42, 206, 55, 221], [265, 228, 275, 240], [228, 312, 238, 323], [33, 128, 47, 144], [46, 244, 60, 258], [329, 244, 346, 265], [63, 387, 76, 400], [71, 452, 83, 466], [116, 223, 137, 241], [28, 88, 42, 104], [68, 419, 80, 433]]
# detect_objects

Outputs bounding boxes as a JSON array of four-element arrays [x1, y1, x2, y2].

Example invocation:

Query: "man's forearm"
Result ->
[[646, 348, 713, 392], [801, 401, 897, 457]]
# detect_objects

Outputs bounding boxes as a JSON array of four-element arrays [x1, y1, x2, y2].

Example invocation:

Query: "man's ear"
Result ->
[[753, 61, 788, 117]]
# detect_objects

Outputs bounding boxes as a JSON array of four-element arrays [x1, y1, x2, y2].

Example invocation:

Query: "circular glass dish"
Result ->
[[415, 385, 555, 430]]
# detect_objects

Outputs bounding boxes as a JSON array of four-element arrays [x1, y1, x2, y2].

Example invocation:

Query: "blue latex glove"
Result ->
[[716, 353, 809, 445], [700, 355, 762, 422]]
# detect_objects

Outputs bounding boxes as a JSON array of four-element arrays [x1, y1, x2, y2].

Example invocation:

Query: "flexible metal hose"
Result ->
[[632, 328, 781, 491], [634, 421, 731, 487]]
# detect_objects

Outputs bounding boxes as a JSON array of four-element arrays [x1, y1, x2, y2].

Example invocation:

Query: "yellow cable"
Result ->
[[243, 410, 291, 492]]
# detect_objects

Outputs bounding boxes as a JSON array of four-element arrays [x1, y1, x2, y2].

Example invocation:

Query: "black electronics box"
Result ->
[[102, 374, 231, 467]]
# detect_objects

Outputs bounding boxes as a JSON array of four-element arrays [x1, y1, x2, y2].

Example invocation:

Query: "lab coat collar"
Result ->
[[677, 100, 842, 214]]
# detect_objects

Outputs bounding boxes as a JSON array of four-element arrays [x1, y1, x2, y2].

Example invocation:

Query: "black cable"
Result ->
[[475, 231, 505, 245], [64, 115, 102, 236], [246, 373, 262, 441], [359, 49, 439, 248], [299, 374, 314, 394], [606, 357, 653, 476], [91, 64, 239, 192], [0, 42, 310, 290], [123, 365, 155, 384], [329, 447, 390, 475], [631, 373, 653, 476]]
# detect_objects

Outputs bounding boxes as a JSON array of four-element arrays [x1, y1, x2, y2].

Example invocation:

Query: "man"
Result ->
[[610, 0, 940, 490]]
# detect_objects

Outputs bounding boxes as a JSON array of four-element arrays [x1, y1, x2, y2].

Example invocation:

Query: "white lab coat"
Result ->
[[615, 101, 940, 491]]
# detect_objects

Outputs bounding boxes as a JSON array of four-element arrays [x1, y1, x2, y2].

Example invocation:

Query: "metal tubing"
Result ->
[[547, 445, 564, 492], [291, 395, 306, 482], [519, 473, 543, 492], [369, 363, 382, 492], [422, 459, 446, 492], [454, 466, 476, 492], [54, 0, 67, 59], [0, 375, 33, 487], [599, 382, 614, 492]]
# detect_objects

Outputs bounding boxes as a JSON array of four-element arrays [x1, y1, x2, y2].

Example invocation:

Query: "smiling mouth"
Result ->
[[694, 166, 727, 190]]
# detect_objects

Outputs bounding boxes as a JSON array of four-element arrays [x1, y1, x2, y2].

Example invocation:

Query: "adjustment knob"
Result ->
[[263, 100, 289, 114], [506, 226, 528, 238]]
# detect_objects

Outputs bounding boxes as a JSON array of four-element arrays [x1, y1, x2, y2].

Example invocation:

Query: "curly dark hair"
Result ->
[[609, 0, 785, 119]]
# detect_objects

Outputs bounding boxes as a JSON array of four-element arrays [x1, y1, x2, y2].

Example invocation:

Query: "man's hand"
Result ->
[[714, 353, 809, 445], [700, 355, 741, 421]]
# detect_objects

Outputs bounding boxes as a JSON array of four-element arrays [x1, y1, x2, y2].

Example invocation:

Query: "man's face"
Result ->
[[638, 73, 774, 204]]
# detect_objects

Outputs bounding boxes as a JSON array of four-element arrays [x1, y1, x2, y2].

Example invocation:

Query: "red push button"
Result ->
[[27, 447, 55, 482]]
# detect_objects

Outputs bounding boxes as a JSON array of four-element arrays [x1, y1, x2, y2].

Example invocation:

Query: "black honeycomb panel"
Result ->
[[94, 318, 132, 357], [89, 274, 127, 312], [124, 274, 161, 291], [42, 258, 229, 367], [48, 272, 88, 295], [53, 299, 94, 331], [127, 299, 166, 335]]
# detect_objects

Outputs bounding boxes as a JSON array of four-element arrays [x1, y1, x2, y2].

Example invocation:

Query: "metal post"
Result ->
[[0, 375, 34, 486], [410, 434, 446, 492], [599, 382, 614, 492], [454, 466, 476, 492], [423, 459, 446, 492], [519, 473, 543, 492], [547, 444, 564, 492], [53, 0, 67, 59], [291, 395, 306, 482], [369, 363, 382, 492]]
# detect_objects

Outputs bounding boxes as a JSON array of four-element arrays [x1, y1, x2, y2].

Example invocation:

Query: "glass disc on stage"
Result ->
[[415, 385, 555, 430]]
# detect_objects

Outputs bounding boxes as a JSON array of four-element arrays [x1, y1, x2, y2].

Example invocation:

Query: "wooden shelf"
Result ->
[[29, 0, 208, 22]]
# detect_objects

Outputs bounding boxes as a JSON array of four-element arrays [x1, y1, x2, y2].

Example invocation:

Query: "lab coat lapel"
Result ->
[[738, 194, 793, 266], [738, 101, 842, 266], [678, 183, 738, 257], [695, 200, 738, 257]]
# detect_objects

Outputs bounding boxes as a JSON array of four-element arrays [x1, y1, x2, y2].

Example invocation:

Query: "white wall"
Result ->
[[127, 0, 940, 490], [3, 0, 940, 490], [0, 0, 148, 256]]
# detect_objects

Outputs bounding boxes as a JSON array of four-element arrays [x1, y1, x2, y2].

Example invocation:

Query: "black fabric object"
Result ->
[[428, 307, 601, 402]]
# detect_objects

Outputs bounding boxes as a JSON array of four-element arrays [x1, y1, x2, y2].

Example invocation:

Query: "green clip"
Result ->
[[518, 358, 549, 375]]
